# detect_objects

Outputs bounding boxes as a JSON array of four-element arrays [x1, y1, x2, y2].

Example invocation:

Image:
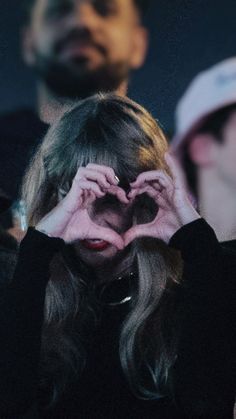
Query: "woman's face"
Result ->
[[74, 194, 134, 268]]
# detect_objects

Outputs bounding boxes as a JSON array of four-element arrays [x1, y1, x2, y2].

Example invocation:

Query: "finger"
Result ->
[[82, 189, 89, 203], [150, 181, 163, 192], [77, 190, 89, 208], [66, 180, 105, 208], [84, 190, 96, 206], [86, 163, 120, 185], [129, 184, 171, 211], [108, 185, 130, 204], [130, 170, 172, 189], [128, 188, 140, 199], [123, 224, 154, 247], [88, 223, 124, 250], [128, 185, 157, 200], [74, 167, 112, 189], [153, 176, 173, 193], [152, 194, 168, 209]]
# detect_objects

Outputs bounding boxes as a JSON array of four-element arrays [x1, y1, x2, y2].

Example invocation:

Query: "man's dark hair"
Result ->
[[22, 0, 150, 24], [183, 103, 236, 197]]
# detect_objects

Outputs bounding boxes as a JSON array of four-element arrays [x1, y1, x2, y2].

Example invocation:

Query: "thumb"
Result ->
[[89, 223, 124, 250], [123, 224, 151, 247]]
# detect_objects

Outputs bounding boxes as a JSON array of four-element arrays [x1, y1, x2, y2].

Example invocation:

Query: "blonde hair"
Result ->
[[23, 93, 182, 407]]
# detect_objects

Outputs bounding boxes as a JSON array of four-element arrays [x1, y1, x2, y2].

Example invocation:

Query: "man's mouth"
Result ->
[[60, 42, 98, 60], [81, 239, 111, 251], [56, 35, 106, 61]]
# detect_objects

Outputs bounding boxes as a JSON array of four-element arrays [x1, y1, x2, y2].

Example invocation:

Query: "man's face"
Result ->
[[213, 110, 236, 188], [23, 0, 148, 98]]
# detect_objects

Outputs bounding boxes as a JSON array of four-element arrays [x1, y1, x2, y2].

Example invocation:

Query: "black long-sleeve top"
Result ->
[[0, 219, 235, 418]]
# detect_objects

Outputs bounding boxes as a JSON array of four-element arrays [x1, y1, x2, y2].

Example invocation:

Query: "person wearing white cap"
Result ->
[[172, 57, 236, 242]]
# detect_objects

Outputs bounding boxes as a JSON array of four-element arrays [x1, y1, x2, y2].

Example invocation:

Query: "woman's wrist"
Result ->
[[178, 212, 201, 229], [176, 199, 201, 229], [35, 227, 52, 237], [166, 208, 200, 243], [35, 213, 64, 238]]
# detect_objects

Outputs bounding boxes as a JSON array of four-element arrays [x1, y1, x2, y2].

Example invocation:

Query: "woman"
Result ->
[[0, 94, 235, 418]]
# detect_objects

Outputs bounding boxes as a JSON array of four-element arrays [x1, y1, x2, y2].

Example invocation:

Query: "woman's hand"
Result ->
[[36, 164, 128, 249], [124, 153, 200, 245]]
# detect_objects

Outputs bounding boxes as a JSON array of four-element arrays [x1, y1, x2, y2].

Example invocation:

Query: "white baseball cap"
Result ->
[[172, 57, 236, 154]]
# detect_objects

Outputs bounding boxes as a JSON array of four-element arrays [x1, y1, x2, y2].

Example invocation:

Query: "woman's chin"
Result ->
[[74, 240, 120, 267]]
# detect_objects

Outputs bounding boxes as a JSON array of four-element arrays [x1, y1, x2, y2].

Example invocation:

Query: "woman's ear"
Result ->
[[188, 133, 216, 167]]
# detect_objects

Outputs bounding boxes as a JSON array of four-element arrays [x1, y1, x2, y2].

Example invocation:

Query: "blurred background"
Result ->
[[0, 0, 236, 132]]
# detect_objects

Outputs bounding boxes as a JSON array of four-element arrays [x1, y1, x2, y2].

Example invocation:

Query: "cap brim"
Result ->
[[171, 96, 236, 157]]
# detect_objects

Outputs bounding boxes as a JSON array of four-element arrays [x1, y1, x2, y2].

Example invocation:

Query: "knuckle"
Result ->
[[106, 167, 115, 177], [100, 174, 108, 184]]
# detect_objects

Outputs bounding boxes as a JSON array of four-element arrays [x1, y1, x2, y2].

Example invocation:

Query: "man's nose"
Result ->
[[67, 1, 103, 31]]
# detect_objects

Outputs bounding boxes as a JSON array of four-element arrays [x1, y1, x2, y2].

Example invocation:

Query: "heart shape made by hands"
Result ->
[[78, 186, 159, 249]]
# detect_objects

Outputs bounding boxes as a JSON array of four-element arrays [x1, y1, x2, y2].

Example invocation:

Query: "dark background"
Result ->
[[0, 0, 236, 133]]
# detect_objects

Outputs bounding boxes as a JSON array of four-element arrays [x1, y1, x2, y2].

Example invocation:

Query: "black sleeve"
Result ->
[[169, 218, 236, 418], [0, 227, 64, 417]]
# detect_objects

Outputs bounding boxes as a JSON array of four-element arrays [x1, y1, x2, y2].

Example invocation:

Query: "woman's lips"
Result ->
[[81, 239, 111, 251]]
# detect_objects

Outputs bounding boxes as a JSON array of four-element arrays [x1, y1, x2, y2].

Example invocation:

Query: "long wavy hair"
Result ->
[[22, 94, 183, 408]]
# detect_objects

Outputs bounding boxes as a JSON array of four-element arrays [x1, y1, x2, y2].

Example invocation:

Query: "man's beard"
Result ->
[[33, 52, 129, 99]]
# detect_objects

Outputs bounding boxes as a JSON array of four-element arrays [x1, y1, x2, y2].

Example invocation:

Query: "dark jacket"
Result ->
[[0, 219, 235, 418]]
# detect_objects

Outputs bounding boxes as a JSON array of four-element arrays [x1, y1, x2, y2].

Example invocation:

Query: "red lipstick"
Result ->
[[81, 239, 111, 251]]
